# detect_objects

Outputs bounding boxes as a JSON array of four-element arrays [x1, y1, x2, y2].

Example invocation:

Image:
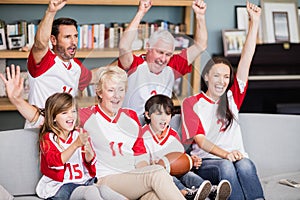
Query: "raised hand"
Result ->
[[0, 64, 24, 102], [48, 0, 67, 13], [247, 1, 261, 23], [139, 0, 152, 14], [77, 128, 89, 147], [192, 0, 207, 17]]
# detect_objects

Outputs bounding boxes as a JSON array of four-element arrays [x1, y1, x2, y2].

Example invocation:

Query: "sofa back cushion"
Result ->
[[0, 128, 41, 196], [239, 113, 300, 178]]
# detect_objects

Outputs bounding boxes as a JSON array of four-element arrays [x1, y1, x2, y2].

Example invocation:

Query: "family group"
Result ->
[[0, 0, 265, 199]]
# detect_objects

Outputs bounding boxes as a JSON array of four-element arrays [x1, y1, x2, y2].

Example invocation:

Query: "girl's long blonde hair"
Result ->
[[39, 92, 79, 151]]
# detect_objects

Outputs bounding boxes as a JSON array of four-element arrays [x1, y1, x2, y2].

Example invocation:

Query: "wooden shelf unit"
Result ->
[[0, 0, 197, 111]]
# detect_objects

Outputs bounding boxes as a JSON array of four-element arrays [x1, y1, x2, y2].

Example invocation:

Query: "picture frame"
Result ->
[[298, 8, 300, 26], [222, 29, 246, 57], [0, 28, 7, 50], [235, 5, 263, 43], [261, 0, 300, 43], [272, 11, 290, 42]]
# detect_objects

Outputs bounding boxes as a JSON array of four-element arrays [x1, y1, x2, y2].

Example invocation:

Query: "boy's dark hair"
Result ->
[[144, 94, 174, 124], [51, 17, 78, 37]]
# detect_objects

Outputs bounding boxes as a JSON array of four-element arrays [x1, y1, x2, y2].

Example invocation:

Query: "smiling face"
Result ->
[[51, 25, 78, 61], [54, 105, 77, 136], [97, 78, 126, 117], [146, 39, 174, 74], [204, 63, 231, 101], [147, 105, 172, 134]]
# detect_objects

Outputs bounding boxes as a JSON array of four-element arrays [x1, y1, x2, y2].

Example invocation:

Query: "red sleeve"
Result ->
[[169, 128, 181, 142], [181, 95, 205, 144], [74, 58, 92, 91], [27, 49, 56, 78], [41, 133, 64, 167], [118, 54, 146, 74], [40, 133, 65, 181], [123, 108, 147, 156], [79, 106, 95, 127], [230, 76, 249, 110], [168, 49, 192, 79]]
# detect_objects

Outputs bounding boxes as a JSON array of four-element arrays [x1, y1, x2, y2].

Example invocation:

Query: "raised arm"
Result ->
[[31, 0, 67, 64], [236, 1, 261, 82], [118, 0, 152, 70], [0, 64, 39, 123], [186, 0, 208, 65]]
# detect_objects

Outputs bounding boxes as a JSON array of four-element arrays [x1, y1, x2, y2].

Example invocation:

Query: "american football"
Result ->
[[157, 152, 193, 176]]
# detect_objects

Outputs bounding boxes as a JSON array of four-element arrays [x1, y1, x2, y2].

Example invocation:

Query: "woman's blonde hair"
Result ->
[[95, 65, 128, 102]]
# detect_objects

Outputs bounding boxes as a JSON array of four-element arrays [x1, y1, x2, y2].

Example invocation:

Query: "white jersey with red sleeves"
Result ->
[[36, 130, 96, 199], [142, 124, 184, 162], [79, 105, 148, 178], [181, 76, 249, 159], [118, 49, 192, 118], [27, 49, 92, 108]]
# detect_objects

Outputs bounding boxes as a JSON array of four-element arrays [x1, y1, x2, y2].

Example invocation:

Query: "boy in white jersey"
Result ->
[[27, 0, 91, 124], [142, 94, 232, 200], [118, 0, 208, 123]]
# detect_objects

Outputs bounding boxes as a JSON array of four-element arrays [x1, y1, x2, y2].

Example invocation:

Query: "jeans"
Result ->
[[173, 171, 205, 191], [193, 158, 264, 200], [47, 177, 97, 200]]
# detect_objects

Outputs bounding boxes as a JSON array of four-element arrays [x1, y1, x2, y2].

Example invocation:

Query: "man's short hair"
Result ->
[[51, 17, 78, 37]]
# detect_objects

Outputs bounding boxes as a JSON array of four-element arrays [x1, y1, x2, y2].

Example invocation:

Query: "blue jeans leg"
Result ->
[[235, 158, 264, 200], [173, 176, 186, 191], [47, 183, 79, 200], [194, 158, 244, 200], [179, 171, 205, 189], [194, 158, 264, 200], [47, 178, 97, 200]]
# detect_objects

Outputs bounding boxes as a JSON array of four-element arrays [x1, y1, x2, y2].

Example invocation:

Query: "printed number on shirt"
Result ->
[[63, 86, 73, 94], [110, 142, 124, 156], [66, 163, 83, 180]]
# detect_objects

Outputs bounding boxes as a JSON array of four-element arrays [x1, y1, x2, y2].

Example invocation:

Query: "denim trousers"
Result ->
[[47, 177, 97, 200], [173, 171, 205, 191], [193, 158, 264, 200]]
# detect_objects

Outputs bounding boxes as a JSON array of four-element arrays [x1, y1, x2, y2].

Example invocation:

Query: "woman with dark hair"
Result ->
[[181, 2, 264, 200]]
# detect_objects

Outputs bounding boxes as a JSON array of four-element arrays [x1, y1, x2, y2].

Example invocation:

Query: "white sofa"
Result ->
[[239, 113, 300, 200], [0, 113, 300, 199]]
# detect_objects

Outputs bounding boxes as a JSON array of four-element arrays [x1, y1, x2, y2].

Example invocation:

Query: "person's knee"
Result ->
[[236, 158, 257, 174], [218, 159, 235, 173], [85, 186, 99, 196]]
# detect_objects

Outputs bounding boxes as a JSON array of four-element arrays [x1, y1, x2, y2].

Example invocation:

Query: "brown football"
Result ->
[[157, 152, 193, 176]]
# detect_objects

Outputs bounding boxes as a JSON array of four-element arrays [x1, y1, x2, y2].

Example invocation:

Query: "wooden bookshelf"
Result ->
[[0, 0, 197, 112], [0, 0, 192, 6], [0, 96, 183, 111]]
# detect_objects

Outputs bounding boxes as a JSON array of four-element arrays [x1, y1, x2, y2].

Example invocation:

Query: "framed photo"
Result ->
[[222, 29, 246, 57], [0, 28, 7, 50], [235, 6, 263, 43], [273, 11, 290, 42], [261, 0, 300, 43], [298, 8, 300, 26]]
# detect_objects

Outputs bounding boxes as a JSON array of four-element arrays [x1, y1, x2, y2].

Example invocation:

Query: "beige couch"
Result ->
[[0, 113, 300, 199]]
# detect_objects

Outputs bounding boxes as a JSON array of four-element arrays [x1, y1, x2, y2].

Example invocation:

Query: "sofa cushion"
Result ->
[[0, 184, 13, 200], [239, 113, 300, 178], [0, 128, 41, 196]]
